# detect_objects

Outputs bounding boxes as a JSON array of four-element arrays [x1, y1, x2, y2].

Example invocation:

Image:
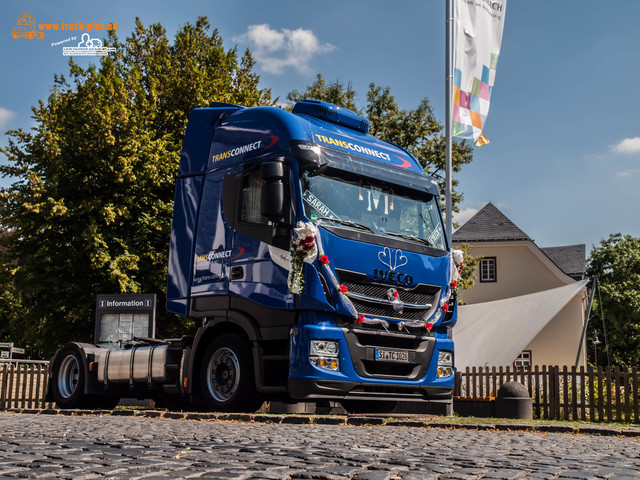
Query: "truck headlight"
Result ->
[[437, 350, 453, 378], [310, 340, 339, 371], [310, 340, 339, 357]]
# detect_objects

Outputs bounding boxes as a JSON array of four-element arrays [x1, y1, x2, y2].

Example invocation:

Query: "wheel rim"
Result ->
[[205, 347, 240, 403], [57, 354, 80, 399]]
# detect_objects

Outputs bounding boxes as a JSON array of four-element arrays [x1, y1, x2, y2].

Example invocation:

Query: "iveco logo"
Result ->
[[373, 247, 413, 286]]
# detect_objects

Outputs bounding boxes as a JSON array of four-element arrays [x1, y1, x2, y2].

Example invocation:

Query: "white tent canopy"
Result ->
[[455, 280, 588, 369]]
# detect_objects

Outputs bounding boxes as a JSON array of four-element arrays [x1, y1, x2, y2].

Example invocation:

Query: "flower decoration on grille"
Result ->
[[386, 287, 404, 314], [288, 222, 318, 294]]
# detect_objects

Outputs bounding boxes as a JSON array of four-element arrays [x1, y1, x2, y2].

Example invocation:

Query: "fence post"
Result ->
[[615, 366, 622, 422], [541, 365, 548, 420], [21, 365, 28, 409], [13, 364, 22, 409], [626, 368, 633, 423], [579, 366, 586, 421], [604, 366, 612, 422], [633, 367, 639, 424], [0, 364, 8, 409], [533, 365, 540, 419], [471, 366, 477, 398], [491, 366, 497, 398], [561, 365, 569, 421], [8, 365, 16, 409], [551, 366, 561, 420], [465, 367, 470, 398], [27, 365, 36, 408]]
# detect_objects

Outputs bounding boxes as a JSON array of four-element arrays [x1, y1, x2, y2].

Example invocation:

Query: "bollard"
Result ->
[[495, 381, 533, 419]]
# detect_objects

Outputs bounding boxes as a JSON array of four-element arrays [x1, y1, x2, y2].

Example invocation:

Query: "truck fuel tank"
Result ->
[[96, 345, 173, 384]]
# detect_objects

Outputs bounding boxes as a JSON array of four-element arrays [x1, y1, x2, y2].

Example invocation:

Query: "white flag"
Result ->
[[453, 0, 506, 145]]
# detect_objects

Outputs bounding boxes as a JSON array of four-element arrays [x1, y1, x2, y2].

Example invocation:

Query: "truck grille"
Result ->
[[341, 327, 435, 381], [336, 269, 441, 322]]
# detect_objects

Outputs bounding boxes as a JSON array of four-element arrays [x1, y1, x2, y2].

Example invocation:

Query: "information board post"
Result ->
[[0, 342, 25, 360], [95, 294, 157, 347]]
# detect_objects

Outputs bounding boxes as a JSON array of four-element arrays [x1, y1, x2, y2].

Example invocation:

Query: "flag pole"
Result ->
[[445, 0, 454, 247]]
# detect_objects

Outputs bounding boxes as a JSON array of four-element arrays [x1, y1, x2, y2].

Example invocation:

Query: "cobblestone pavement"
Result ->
[[1, 412, 640, 479]]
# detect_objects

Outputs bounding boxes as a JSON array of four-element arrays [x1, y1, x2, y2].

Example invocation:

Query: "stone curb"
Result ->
[[3, 408, 640, 438]]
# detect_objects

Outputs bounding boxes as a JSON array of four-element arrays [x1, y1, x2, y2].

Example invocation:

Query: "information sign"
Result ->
[[95, 294, 156, 346]]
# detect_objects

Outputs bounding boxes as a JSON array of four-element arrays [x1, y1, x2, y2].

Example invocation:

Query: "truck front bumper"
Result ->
[[288, 377, 453, 403]]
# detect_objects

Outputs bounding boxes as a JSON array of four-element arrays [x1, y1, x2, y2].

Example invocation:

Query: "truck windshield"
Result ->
[[301, 171, 446, 250]]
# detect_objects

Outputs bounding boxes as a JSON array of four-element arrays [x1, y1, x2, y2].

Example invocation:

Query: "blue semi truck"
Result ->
[[47, 100, 459, 413]]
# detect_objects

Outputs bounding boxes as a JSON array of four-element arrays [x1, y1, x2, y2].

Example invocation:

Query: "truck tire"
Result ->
[[51, 347, 86, 409], [200, 333, 263, 412]]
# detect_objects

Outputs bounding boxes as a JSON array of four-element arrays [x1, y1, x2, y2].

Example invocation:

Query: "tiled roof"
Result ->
[[540, 245, 586, 280], [453, 202, 586, 280], [452, 202, 530, 242]]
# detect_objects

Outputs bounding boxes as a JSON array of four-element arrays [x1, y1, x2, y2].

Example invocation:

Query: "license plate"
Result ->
[[375, 349, 409, 363]]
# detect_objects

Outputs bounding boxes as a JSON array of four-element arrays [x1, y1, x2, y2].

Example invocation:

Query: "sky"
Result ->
[[1, 0, 639, 254]]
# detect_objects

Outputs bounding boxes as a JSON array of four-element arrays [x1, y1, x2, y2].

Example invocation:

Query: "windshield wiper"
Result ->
[[316, 217, 373, 233], [385, 231, 433, 247]]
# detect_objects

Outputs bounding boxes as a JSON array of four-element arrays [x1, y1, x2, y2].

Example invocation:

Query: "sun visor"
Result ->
[[310, 146, 440, 196]]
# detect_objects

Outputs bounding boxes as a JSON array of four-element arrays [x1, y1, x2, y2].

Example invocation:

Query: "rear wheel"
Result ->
[[51, 347, 86, 409], [200, 333, 263, 412]]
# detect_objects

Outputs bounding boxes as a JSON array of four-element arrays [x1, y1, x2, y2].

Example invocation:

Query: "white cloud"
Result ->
[[0, 107, 17, 129], [234, 24, 335, 75], [617, 169, 640, 178], [454, 207, 479, 226], [612, 137, 640, 154]]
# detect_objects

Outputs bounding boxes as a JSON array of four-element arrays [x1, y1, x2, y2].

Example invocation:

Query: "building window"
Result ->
[[480, 257, 497, 282], [514, 350, 531, 368]]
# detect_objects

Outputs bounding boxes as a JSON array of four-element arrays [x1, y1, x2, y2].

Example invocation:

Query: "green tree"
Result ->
[[0, 17, 272, 358], [287, 74, 474, 216], [587, 233, 640, 367]]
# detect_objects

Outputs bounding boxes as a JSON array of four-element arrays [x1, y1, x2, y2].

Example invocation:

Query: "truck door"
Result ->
[[222, 161, 293, 311], [191, 174, 233, 308]]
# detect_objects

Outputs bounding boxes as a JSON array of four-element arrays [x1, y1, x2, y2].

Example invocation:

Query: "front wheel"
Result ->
[[51, 347, 86, 409], [199, 333, 264, 412]]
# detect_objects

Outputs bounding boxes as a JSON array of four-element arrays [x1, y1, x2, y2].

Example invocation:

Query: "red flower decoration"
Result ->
[[356, 314, 365, 324], [425, 322, 433, 331], [339, 284, 348, 294], [318, 255, 330, 265], [451, 280, 457, 289], [442, 303, 449, 313], [393, 291, 399, 298]]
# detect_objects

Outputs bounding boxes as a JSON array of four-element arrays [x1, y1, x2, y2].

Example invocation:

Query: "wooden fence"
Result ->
[[0, 361, 52, 410], [2, 361, 640, 423], [454, 365, 640, 423]]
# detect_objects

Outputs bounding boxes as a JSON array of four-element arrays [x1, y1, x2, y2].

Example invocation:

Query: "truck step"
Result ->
[[163, 384, 180, 394], [262, 355, 289, 362]]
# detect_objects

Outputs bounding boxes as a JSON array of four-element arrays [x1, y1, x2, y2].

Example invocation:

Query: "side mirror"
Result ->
[[261, 158, 286, 221]]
